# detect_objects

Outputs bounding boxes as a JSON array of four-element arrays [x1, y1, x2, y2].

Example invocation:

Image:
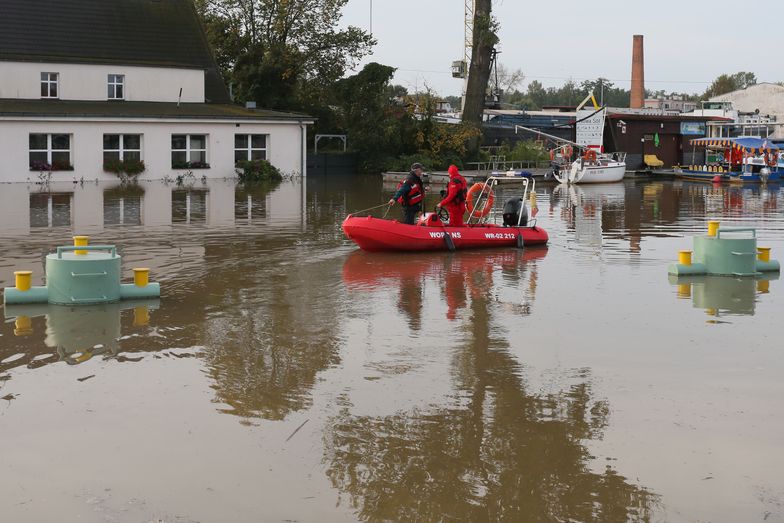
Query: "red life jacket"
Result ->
[[397, 177, 423, 206]]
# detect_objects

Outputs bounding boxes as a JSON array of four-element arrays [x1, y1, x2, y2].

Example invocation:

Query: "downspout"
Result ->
[[300, 121, 307, 178]]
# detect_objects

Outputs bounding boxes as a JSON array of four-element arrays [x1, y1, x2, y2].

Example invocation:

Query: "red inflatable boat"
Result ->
[[342, 213, 548, 252]]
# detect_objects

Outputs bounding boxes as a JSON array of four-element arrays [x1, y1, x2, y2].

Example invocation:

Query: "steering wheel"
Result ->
[[437, 206, 450, 223]]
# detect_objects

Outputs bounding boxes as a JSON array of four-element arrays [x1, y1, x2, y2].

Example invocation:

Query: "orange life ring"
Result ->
[[466, 183, 494, 217], [583, 149, 597, 162], [767, 151, 778, 167], [564, 145, 573, 158], [549, 149, 555, 161]]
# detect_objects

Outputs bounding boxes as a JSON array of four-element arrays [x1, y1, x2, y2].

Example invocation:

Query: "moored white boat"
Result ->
[[554, 152, 626, 184]]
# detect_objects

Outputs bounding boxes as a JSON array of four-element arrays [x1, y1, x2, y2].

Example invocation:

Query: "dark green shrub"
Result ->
[[236, 159, 283, 182]]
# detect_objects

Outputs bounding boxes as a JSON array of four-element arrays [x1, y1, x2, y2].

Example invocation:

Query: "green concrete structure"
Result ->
[[668, 227, 780, 277], [3, 243, 159, 306]]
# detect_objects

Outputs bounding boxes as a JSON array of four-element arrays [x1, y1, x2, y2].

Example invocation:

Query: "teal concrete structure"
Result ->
[[4, 300, 159, 362], [668, 273, 778, 316], [668, 227, 780, 276], [3, 243, 160, 305]]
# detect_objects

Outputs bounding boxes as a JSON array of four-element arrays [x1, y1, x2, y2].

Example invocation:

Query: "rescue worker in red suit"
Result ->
[[389, 162, 425, 225], [436, 164, 467, 227]]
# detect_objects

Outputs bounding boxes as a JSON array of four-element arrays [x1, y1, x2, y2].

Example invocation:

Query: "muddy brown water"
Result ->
[[1, 176, 783, 521]]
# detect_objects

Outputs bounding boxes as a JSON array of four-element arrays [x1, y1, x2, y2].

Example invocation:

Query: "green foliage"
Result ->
[[703, 72, 757, 99], [103, 159, 146, 177], [495, 140, 549, 163], [198, 0, 374, 117], [505, 78, 631, 110], [236, 159, 283, 183]]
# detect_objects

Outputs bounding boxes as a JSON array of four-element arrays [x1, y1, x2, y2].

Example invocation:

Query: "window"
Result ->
[[40, 72, 59, 98], [171, 134, 208, 168], [234, 134, 268, 163], [108, 74, 124, 100], [29, 133, 71, 170], [103, 134, 141, 162]]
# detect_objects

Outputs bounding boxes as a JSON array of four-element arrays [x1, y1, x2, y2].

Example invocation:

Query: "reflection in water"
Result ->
[[30, 192, 73, 228], [172, 189, 208, 224], [2, 176, 784, 520], [103, 184, 144, 226], [670, 273, 778, 318], [333, 247, 655, 520], [2, 301, 158, 370]]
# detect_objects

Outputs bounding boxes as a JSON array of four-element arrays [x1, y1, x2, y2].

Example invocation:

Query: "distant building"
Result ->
[[643, 96, 698, 114], [0, 0, 313, 183], [708, 83, 784, 138]]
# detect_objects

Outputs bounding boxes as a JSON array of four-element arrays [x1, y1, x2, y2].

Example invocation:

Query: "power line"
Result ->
[[393, 68, 716, 85]]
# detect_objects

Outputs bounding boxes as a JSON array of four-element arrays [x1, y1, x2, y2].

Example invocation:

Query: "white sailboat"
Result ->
[[516, 93, 627, 184]]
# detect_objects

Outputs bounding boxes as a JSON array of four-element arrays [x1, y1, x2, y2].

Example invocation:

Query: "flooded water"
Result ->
[[1, 176, 783, 521]]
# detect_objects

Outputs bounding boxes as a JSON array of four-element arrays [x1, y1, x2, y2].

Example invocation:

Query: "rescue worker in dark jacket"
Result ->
[[436, 164, 467, 227], [389, 162, 425, 225]]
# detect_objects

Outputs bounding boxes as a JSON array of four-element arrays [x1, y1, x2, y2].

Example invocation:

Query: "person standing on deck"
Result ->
[[389, 163, 425, 225], [436, 165, 467, 227]]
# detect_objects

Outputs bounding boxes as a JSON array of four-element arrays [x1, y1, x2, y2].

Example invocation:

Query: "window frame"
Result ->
[[171, 134, 209, 168], [107, 74, 125, 100], [29, 133, 72, 170], [103, 134, 142, 162], [234, 133, 269, 163], [40, 72, 59, 99]]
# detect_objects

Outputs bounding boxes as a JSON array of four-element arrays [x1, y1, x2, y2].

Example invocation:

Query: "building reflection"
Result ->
[[669, 273, 778, 317], [0, 177, 303, 238], [332, 247, 655, 521]]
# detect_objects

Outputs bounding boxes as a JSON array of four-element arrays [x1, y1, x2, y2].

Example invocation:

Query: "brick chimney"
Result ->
[[630, 35, 645, 109]]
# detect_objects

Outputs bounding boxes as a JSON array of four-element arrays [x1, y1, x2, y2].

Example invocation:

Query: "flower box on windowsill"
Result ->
[[103, 159, 146, 176], [29, 161, 74, 172], [172, 161, 210, 169]]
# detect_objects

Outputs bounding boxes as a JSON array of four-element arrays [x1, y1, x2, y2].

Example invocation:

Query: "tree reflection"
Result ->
[[328, 250, 656, 520], [201, 217, 342, 421]]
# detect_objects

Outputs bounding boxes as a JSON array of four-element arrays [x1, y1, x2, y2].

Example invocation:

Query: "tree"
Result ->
[[332, 63, 414, 170], [703, 71, 757, 99], [492, 63, 525, 98], [461, 0, 498, 157], [197, 0, 374, 111]]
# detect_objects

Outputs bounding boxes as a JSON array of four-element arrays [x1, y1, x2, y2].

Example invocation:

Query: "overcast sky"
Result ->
[[340, 0, 780, 98]]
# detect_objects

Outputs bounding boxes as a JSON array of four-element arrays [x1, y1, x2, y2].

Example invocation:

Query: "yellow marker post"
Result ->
[[14, 270, 32, 291], [707, 221, 720, 237], [678, 250, 692, 266], [757, 247, 771, 262], [758, 280, 770, 293], [677, 283, 691, 298], [133, 268, 150, 287], [73, 235, 89, 255]]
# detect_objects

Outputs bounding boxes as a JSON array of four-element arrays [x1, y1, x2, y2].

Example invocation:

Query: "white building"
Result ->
[[0, 0, 313, 183], [643, 96, 698, 114], [708, 83, 784, 139]]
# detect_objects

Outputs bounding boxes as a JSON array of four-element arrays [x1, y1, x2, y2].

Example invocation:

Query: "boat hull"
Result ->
[[342, 216, 548, 252], [674, 169, 781, 183], [555, 162, 626, 184]]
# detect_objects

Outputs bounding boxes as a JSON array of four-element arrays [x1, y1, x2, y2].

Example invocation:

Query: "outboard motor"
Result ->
[[502, 197, 528, 226]]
